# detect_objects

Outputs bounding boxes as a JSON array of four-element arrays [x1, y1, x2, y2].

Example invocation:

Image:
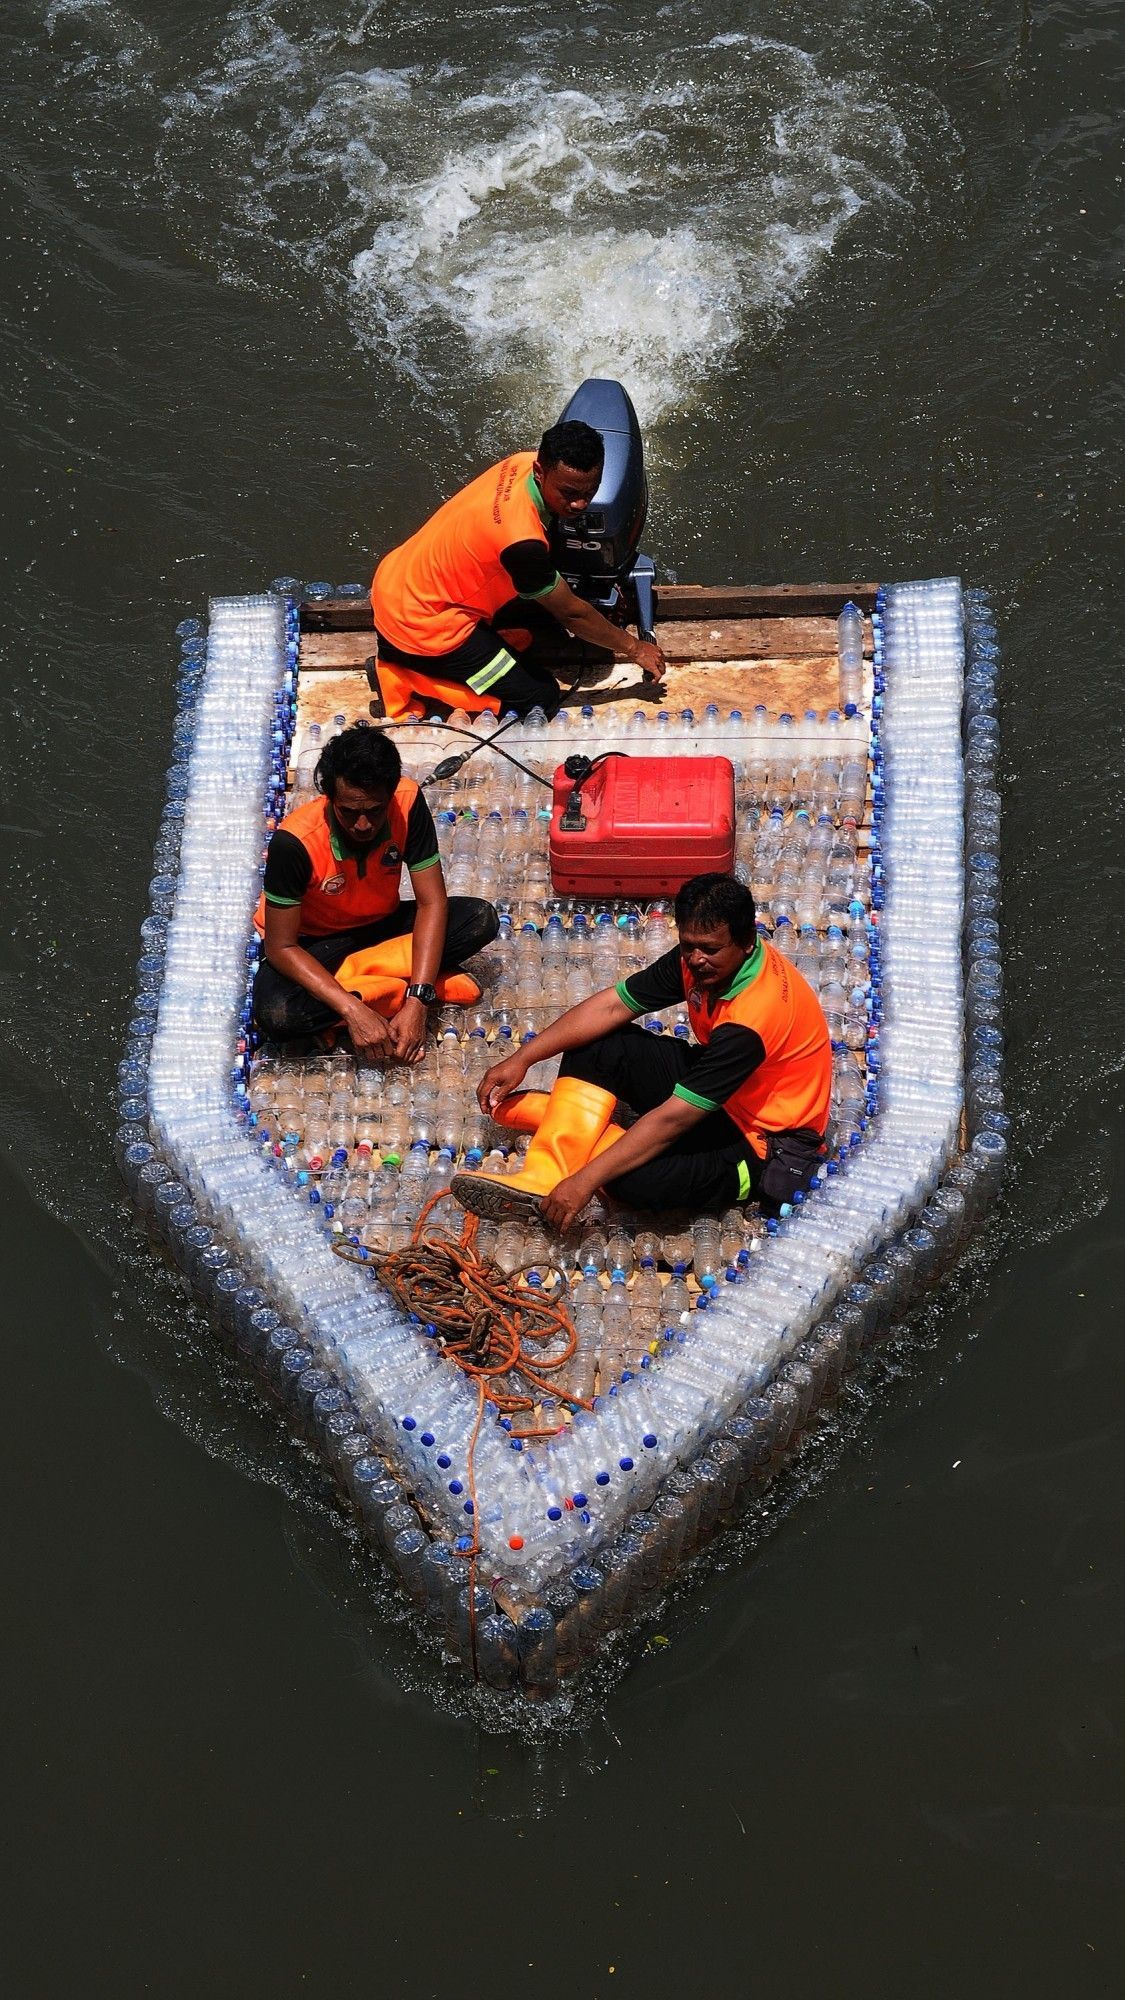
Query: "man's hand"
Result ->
[[541, 1166, 600, 1234], [632, 637, 666, 683], [477, 1049, 530, 1116], [387, 995, 428, 1065], [341, 995, 395, 1063]]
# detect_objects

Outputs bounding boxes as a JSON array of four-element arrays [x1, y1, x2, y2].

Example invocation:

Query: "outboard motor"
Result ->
[[549, 378, 657, 641]]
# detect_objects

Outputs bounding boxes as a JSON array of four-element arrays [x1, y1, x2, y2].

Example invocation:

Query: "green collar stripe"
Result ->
[[719, 939, 765, 1002], [327, 804, 389, 862], [526, 471, 550, 523]]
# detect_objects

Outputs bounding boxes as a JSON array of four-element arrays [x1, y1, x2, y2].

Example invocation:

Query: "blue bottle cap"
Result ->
[[596, 1470, 611, 1485], [421, 1431, 435, 1448]]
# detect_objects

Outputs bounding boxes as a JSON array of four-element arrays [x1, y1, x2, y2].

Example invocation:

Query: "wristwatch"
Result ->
[[405, 982, 437, 1006]]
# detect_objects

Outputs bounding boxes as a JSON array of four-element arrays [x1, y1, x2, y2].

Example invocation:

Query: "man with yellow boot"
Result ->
[[253, 725, 497, 1062], [452, 875, 832, 1228]]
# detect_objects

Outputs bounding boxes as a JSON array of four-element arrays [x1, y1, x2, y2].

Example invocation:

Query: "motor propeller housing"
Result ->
[[548, 377, 655, 637]]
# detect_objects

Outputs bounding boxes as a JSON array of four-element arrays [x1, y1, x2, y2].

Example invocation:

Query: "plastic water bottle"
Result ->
[[605, 1227, 634, 1278], [837, 602, 864, 710], [692, 1218, 721, 1286], [662, 1265, 692, 1326], [773, 915, 797, 961], [632, 1258, 663, 1344], [661, 1223, 693, 1268], [603, 1268, 630, 1336]]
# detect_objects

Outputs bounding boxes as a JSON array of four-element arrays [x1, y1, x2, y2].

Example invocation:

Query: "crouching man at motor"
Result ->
[[252, 724, 498, 1063], [452, 873, 832, 1228]]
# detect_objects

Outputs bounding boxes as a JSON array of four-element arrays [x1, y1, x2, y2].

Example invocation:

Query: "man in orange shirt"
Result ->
[[253, 727, 497, 1063], [370, 419, 665, 720], [455, 875, 832, 1226]]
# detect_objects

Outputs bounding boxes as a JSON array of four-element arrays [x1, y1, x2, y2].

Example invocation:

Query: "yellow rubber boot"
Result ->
[[334, 941, 481, 1006], [451, 1078, 617, 1223], [492, 1090, 551, 1133], [588, 1122, 626, 1163]]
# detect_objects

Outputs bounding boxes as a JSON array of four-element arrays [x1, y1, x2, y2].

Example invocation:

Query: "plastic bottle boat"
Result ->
[[118, 576, 1006, 1697]]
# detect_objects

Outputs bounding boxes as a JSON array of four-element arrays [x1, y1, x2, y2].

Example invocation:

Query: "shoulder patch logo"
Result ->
[[319, 873, 347, 895]]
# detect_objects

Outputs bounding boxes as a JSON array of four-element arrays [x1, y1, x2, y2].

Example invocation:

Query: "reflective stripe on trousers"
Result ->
[[465, 646, 517, 695]]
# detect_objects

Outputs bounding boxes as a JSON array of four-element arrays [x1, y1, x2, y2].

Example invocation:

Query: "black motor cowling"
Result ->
[[548, 378, 654, 636]]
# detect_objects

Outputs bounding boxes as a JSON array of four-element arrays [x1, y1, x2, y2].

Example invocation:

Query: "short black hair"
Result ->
[[315, 724, 401, 799], [537, 419, 604, 474], [674, 873, 758, 946]]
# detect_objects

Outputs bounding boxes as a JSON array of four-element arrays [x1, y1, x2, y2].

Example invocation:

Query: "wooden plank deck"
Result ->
[[293, 582, 876, 739]]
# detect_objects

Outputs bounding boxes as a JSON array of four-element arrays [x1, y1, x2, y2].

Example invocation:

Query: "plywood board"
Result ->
[[294, 668, 372, 738], [658, 617, 840, 660], [299, 632, 378, 671], [293, 656, 865, 746]]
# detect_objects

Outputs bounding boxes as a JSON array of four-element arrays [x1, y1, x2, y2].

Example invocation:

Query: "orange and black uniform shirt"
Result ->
[[370, 451, 560, 692], [617, 939, 833, 1163], [254, 783, 440, 939]]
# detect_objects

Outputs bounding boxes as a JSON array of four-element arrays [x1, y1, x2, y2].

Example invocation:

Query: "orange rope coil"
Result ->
[[333, 1189, 589, 1678], [333, 1187, 590, 1426]]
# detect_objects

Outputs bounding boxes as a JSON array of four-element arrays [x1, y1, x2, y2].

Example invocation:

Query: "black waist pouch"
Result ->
[[758, 1127, 825, 1206]]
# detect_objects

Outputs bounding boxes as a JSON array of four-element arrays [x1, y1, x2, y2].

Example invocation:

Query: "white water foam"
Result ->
[[49, 2, 956, 428]]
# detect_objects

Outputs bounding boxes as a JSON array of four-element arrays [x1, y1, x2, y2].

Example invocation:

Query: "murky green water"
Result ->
[[3, 1, 1122, 1990]]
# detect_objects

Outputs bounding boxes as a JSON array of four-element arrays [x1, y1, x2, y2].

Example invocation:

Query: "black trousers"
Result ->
[[559, 1026, 762, 1214], [374, 619, 564, 720], [253, 896, 498, 1040]]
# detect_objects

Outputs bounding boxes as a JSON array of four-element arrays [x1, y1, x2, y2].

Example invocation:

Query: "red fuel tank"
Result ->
[[549, 754, 736, 898]]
